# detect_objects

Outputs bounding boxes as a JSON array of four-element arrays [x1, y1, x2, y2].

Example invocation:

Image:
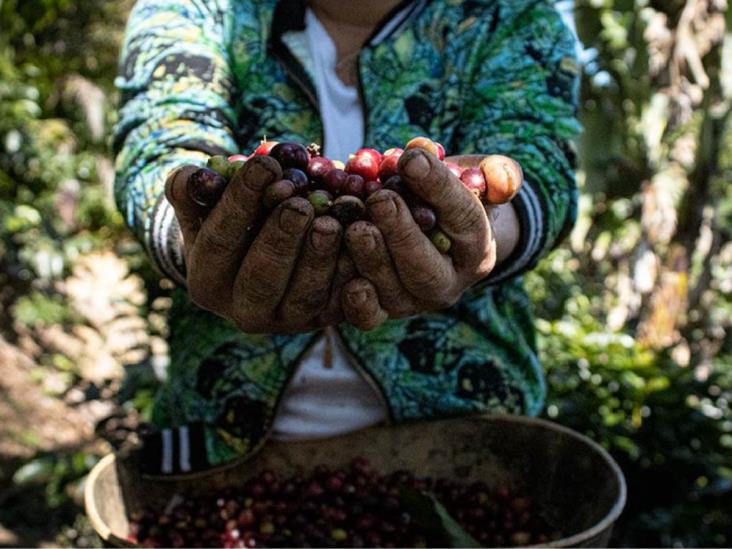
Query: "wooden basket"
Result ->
[[85, 415, 625, 547]]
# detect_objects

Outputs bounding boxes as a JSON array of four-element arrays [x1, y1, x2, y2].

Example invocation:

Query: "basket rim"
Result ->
[[84, 415, 627, 547], [85, 453, 134, 546], [510, 416, 627, 547]]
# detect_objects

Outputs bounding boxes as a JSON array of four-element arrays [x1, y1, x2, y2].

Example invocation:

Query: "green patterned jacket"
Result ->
[[114, 0, 580, 474]]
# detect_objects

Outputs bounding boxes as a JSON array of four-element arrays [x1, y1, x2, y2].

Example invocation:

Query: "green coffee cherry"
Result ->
[[307, 190, 333, 216], [206, 155, 231, 177], [430, 228, 452, 254]]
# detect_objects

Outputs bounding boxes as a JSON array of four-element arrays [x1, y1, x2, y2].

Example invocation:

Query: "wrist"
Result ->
[[490, 202, 520, 266], [150, 194, 188, 286]]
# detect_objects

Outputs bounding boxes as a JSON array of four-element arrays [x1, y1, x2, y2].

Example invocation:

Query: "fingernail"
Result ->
[[246, 157, 280, 189], [368, 195, 397, 219], [311, 226, 337, 251], [347, 290, 367, 307], [360, 232, 376, 251], [279, 203, 309, 232], [404, 151, 430, 179], [169, 166, 185, 182]]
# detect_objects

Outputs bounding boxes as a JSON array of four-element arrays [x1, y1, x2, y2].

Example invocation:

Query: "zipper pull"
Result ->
[[323, 328, 334, 369]]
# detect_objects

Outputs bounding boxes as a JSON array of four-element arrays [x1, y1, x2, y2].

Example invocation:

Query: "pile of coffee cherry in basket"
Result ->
[[128, 458, 557, 548], [187, 137, 523, 254]]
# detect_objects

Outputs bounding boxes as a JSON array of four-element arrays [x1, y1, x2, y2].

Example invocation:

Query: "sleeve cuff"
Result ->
[[150, 194, 187, 286], [478, 179, 545, 287]]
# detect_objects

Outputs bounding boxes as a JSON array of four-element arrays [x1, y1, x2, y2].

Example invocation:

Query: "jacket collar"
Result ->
[[269, 0, 424, 48]]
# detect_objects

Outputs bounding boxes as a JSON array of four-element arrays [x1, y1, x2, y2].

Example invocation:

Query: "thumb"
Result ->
[[164, 165, 207, 249]]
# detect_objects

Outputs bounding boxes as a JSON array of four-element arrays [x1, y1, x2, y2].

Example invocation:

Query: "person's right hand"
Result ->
[[165, 156, 382, 333]]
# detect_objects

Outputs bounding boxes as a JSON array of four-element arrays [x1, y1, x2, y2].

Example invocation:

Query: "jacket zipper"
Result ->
[[270, 46, 320, 111], [267, 41, 326, 150], [269, 0, 421, 149], [356, 0, 422, 144]]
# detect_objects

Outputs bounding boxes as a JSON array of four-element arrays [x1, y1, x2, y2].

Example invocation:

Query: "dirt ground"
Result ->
[[0, 337, 111, 547]]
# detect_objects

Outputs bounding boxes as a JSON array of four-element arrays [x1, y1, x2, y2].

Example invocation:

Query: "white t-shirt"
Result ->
[[271, 9, 388, 441]]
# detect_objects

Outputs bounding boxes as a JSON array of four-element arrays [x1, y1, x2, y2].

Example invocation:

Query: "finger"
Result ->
[[398, 149, 492, 270], [318, 253, 357, 326], [279, 216, 343, 323], [188, 156, 282, 299], [366, 190, 457, 308], [341, 278, 389, 331], [164, 165, 207, 252], [345, 221, 418, 318], [233, 197, 314, 322]]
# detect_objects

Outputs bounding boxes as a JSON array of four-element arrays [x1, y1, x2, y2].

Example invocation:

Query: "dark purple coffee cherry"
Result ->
[[342, 174, 365, 198], [331, 195, 366, 225], [411, 205, 437, 232], [326, 475, 344, 493], [382, 175, 413, 202], [282, 168, 309, 195], [322, 168, 348, 196], [364, 180, 382, 196], [307, 156, 335, 185], [269, 142, 309, 171], [263, 180, 296, 209], [187, 167, 228, 207]]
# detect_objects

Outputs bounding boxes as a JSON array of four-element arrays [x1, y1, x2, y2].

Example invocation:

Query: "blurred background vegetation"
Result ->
[[0, 0, 730, 546]]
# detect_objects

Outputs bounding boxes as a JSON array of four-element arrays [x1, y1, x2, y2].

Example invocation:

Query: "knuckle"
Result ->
[[285, 290, 329, 318], [410, 265, 445, 294], [308, 231, 341, 259], [426, 290, 460, 311], [385, 224, 421, 253], [257, 233, 297, 267], [241, 276, 278, 305], [198, 230, 236, 258], [428, 173, 454, 203], [451, 201, 485, 234]]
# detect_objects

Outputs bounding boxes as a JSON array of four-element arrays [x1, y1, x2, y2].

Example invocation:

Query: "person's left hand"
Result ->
[[344, 148, 500, 319]]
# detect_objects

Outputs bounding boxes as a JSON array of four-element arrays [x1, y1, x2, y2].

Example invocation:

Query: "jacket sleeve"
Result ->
[[113, 0, 238, 284], [456, 1, 581, 285]]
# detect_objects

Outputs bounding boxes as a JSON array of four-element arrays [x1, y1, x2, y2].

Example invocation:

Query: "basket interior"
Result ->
[[89, 416, 624, 547]]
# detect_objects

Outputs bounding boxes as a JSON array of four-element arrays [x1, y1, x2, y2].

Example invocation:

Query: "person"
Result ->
[[114, 0, 580, 475]]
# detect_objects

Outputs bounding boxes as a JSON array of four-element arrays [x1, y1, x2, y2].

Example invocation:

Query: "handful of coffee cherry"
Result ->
[[187, 137, 523, 254]]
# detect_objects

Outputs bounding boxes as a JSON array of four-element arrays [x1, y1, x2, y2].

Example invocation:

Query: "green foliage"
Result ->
[[531, 254, 732, 547], [12, 291, 82, 327], [527, 3, 732, 544], [0, 0, 133, 307], [13, 452, 99, 508]]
